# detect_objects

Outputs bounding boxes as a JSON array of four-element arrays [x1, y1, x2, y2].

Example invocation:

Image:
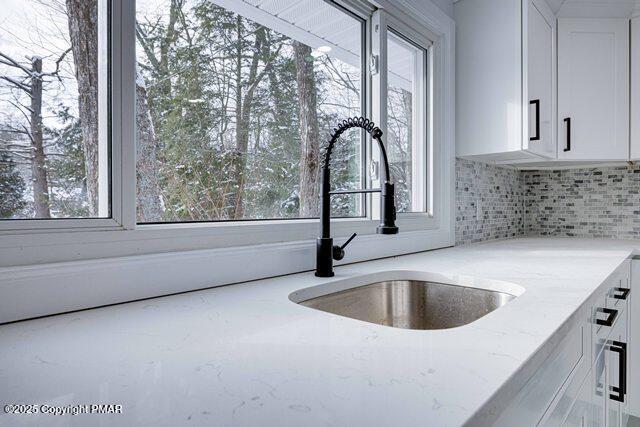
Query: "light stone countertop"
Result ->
[[1, 237, 638, 427]]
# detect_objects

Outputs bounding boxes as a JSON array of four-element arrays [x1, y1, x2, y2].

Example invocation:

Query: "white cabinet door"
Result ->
[[455, 0, 524, 158], [630, 258, 640, 418], [599, 301, 628, 427], [593, 347, 607, 426], [631, 17, 640, 160], [455, 0, 556, 162], [527, 0, 555, 158], [557, 19, 629, 161]]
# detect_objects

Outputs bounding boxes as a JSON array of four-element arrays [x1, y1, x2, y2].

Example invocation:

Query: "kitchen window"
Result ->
[[0, 0, 111, 227], [135, 0, 365, 223], [0, 0, 454, 273], [386, 29, 428, 213]]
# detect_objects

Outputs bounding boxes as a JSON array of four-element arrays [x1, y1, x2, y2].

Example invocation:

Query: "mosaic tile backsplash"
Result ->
[[455, 158, 525, 245], [523, 165, 640, 239], [455, 159, 640, 245]]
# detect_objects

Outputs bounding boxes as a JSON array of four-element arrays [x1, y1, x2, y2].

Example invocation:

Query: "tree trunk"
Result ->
[[225, 16, 245, 220], [136, 71, 164, 222], [158, 0, 180, 103], [30, 57, 51, 218], [66, 0, 99, 215], [227, 23, 265, 220], [294, 42, 320, 217], [136, 0, 180, 117]]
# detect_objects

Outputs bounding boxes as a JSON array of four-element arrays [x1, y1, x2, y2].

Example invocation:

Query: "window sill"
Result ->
[[0, 224, 453, 324], [0, 213, 441, 268]]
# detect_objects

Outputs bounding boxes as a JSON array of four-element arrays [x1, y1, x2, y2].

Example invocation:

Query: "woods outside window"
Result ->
[[0, 0, 110, 226], [134, 0, 366, 223], [0, 0, 451, 263]]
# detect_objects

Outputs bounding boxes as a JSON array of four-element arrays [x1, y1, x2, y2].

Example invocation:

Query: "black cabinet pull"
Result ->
[[612, 287, 630, 300], [530, 99, 540, 141], [595, 307, 617, 326], [609, 340, 627, 402], [563, 117, 571, 152]]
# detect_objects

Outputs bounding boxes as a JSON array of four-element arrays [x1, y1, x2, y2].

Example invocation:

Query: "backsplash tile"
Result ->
[[455, 159, 640, 244], [523, 165, 640, 239], [455, 158, 525, 245]]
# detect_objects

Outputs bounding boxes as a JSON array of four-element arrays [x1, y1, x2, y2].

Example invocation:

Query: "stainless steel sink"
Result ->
[[298, 280, 516, 330]]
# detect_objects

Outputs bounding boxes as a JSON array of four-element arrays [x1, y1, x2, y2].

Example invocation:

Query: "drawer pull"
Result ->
[[612, 287, 630, 300], [609, 340, 627, 402], [595, 307, 617, 326]]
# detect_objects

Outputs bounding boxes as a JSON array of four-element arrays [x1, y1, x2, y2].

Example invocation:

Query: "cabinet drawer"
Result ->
[[537, 326, 589, 425], [496, 324, 587, 425], [594, 261, 629, 346], [605, 261, 631, 309], [593, 302, 624, 363]]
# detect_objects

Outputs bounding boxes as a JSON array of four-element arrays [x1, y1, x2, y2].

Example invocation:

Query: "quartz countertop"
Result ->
[[1, 237, 638, 426]]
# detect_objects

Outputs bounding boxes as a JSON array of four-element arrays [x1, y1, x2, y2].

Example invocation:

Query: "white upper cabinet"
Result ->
[[631, 17, 640, 160], [557, 19, 629, 160], [455, 0, 556, 162], [528, 0, 556, 158]]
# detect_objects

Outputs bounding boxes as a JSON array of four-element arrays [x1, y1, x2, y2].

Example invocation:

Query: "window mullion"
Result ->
[[370, 9, 387, 222], [116, 0, 137, 230]]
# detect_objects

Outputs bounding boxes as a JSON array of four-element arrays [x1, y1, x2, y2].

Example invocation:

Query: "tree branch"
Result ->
[[0, 52, 32, 75], [136, 23, 162, 70], [6, 99, 33, 124], [0, 76, 31, 94], [43, 47, 72, 80]]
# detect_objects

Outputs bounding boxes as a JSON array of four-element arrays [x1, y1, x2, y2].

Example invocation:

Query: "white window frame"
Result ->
[[0, 0, 125, 233], [0, 0, 455, 324], [373, 13, 431, 216]]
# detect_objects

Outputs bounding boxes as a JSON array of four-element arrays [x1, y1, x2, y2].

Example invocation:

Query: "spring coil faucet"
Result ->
[[316, 117, 399, 277]]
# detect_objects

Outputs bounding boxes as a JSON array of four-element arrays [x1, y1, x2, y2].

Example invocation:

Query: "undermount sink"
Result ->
[[297, 280, 516, 330]]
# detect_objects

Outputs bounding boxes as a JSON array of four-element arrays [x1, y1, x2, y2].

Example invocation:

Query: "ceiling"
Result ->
[[211, 0, 413, 90], [545, 0, 640, 18], [453, 0, 640, 18]]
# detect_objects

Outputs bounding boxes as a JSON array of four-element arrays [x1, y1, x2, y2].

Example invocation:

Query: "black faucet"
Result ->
[[316, 117, 398, 277]]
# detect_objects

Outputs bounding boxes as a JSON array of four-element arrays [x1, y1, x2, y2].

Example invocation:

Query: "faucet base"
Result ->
[[315, 237, 335, 277], [377, 225, 399, 235], [315, 272, 335, 278]]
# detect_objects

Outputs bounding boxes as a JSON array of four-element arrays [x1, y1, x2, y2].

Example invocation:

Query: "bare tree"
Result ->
[[294, 42, 320, 217], [28, 57, 50, 218], [0, 50, 70, 218], [135, 0, 183, 112], [134, 0, 189, 221], [226, 23, 281, 220]]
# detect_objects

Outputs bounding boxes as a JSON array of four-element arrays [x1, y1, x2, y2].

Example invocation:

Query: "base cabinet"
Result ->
[[561, 261, 631, 427], [495, 260, 633, 426]]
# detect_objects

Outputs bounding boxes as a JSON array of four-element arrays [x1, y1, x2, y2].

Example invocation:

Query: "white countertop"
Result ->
[[1, 237, 638, 427]]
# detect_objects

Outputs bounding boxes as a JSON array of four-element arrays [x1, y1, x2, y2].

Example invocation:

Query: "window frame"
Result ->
[[0, 0, 454, 268], [0, 0, 123, 232], [379, 23, 430, 215]]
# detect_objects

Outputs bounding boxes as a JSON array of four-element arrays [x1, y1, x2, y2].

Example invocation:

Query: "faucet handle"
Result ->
[[333, 233, 357, 261]]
